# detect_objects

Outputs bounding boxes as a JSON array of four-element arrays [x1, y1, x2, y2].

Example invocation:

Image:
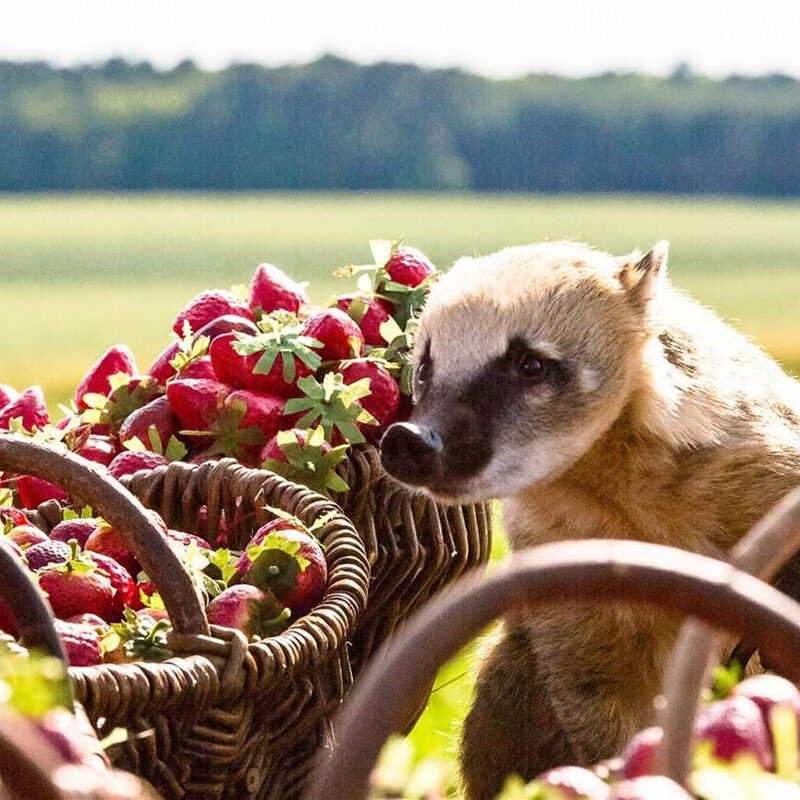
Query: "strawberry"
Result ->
[[38, 549, 117, 621], [248, 263, 309, 316], [75, 435, 117, 467], [89, 552, 136, 617], [49, 518, 99, 547], [335, 294, 393, 346], [148, 340, 181, 384], [65, 612, 109, 630], [181, 356, 217, 381], [106, 608, 172, 663], [206, 584, 290, 638], [5, 524, 49, 549], [384, 245, 435, 288], [166, 378, 230, 431], [300, 309, 365, 362], [54, 620, 103, 667], [74, 345, 137, 410], [172, 290, 254, 336], [0, 383, 18, 407], [128, 579, 158, 611], [209, 328, 319, 398], [25, 539, 71, 570], [0, 597, 18, 636], [212, 390, 285, 464], [0, 507, 30, 529], [137, 606, 170, 624], [118, 396, 179, 450], [85, 524, 139, 577], [16, 475, 68, 509], [81, 374, 162, 434], [194, 314, 260, 341], [260, 427, 349, 498], [340, 359, 400, 431], [107, 450, 170, 480], [165, 528, 212, 551], [236, 519, 327, 617], [0, 386, 49, 431]]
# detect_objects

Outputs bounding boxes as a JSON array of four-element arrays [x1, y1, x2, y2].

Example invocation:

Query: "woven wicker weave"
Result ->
[[0, 435, 369, 800], [334, 445, 493, 674]]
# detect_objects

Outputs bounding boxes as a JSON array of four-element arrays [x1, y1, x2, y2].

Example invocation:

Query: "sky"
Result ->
[[3, 0, 800, 79]]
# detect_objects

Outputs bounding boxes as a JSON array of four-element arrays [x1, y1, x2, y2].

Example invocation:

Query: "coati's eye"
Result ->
[[417, 355, 431, 387], [517, 350, 550, 383]]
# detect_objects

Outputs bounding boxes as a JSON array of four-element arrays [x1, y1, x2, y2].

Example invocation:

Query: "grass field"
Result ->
[[2, 191, 799, 768]]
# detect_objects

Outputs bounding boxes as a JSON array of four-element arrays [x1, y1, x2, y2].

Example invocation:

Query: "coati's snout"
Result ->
[[381, 240, 671, 503]]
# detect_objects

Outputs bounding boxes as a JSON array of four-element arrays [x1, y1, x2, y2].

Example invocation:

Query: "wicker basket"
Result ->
[[0, 538, 161, 800], [333, 445, 493, 674], [307, 538, 800, 799], [0, 434, 369, 800]]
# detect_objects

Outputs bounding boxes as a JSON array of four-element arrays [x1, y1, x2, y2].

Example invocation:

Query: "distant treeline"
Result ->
[[2, 56, 800, 194]]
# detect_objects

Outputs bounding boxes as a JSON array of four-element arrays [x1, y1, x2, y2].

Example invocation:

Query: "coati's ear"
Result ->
[[618, 240, 669, 309]]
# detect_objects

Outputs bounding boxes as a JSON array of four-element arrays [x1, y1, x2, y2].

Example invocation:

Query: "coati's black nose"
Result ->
[[380, 422, 443, 485]]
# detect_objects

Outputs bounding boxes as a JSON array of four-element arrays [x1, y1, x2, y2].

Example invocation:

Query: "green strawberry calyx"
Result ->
[[106, 609, 172, 663], [81, 373, 162, 433], [123, 427, 188, 462], [169, 321, 211, 374], [261, 426, 350, 498], [183, 396, 263, 460], [243, 533, 309, 598], [283, 373, 377, 446], [244, 592, 292, 640], [233, 314, 323, 384]]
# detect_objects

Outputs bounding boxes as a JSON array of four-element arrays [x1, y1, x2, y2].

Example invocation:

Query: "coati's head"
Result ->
[[380, 240, 669, 502]]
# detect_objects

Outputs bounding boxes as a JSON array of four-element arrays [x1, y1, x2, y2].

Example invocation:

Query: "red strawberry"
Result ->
[[65, 612, 109, 630], [300, 309, 364, 362], [38, 555, 117, 621], [54, 620, 103, 667], [74, 345, 137, 410], [182, 356, 217, 381], [128, 579, 158, 610], [107, 450, 170, 480], [148, 340, 181, 385], [248, 263, 309, 316], [384, 245, 435, 287], [335, 294, 393, 346], [209, 332, 313, 397], [165, 528, 212, 551], [610, 777, 692, 799], [16, 475, 68, 509], [75, 435, 117, 467], [0, 383, 18, 407], [137, 606, 170, 624], [260, 428, 331, 464], [172, 290, 254, 336], [166, 378, 229, 431], [694, 694, 772, 769], [5, 524, 49, 549], [50, 518, 100, 547], [622, 726, 662, 779], [0, 507, 30, 529], [118, 396, 179, 450], [206, 584, 289, 638], [340, 359, 400, 431], [89, 552, 136, 617], [535, 767, 611, 799], [236, 519, 327, 617], [25, 539, 71, 570], [194, 314, 260, 341], [85, 524, 139, 577], [220, 390, 285, 463], [0, 386, 49, 431], [0, 597, 18, 636]]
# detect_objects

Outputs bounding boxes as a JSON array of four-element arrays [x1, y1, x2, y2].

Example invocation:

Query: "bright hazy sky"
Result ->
[[4, 0, 800, 78]]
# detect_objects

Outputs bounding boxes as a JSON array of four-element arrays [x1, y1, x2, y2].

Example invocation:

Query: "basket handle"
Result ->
[[307, 539, 800, 800], [0, 715, 69, 800], [658, 485, 800, 785], [0, 434, 209, 636]]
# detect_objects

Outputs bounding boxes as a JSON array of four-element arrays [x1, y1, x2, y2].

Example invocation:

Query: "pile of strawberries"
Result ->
[[0, 240, 436, 666]]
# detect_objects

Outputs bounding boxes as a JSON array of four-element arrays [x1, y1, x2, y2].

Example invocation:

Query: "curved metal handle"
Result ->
[[658, 486, 800, 784], [307, 539, 800, 800], [0, 435, 208, 636]]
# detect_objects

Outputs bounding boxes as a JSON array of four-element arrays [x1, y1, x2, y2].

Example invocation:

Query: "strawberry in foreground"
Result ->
[[300, 308, 365, 362], [248, 263, 309, 316], [38, 546, 118, 621], [610, 776, 693, 799], [732, 674, 800, 733], [54, 620, 103, 667], [622, 726, 663, 779], [0, 385, 49, 431], [384, 245, 436, 288], [0, 383, 18, 407], [74, 345, 137, 410], [533, 766, 611, 798], [335, 294, 393, 346], [206, 584, 290, 638], [172, 289, 254, 336], [236, 517, 327, 616], [340, 358, 400, 432]]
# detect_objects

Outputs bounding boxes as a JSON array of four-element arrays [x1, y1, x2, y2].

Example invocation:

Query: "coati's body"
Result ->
[[379, 241, 800, 798]]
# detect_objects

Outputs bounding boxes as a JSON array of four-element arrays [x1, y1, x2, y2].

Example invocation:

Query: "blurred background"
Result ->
[[2, 0, 800, 768]]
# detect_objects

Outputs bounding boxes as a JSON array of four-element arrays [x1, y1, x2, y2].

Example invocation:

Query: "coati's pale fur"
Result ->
[[386, 241, 800, 798]]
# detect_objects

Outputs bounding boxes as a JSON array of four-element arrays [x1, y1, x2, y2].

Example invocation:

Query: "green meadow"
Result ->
[[1, 192, 799, 765]]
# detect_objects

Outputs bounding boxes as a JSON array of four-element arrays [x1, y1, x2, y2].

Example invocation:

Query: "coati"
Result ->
[[379, 241, 800, 799]]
